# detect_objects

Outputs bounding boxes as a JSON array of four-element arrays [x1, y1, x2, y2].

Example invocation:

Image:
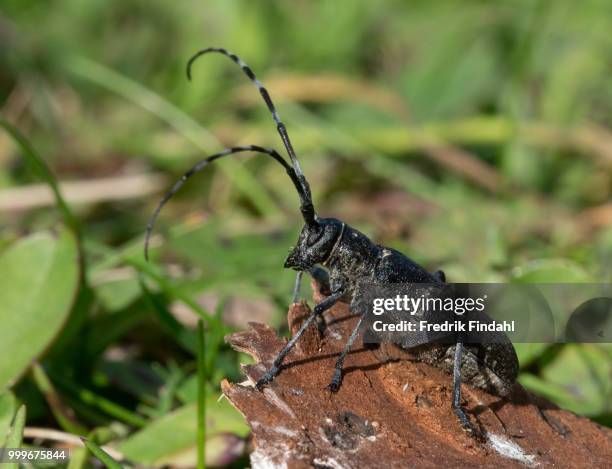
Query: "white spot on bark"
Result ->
[[238, 378, 255, 388], [273, 426, 298, 437], [263, 388, 297, 419], [250, 443, 290, 469], [486, 432, 538, 466], [313, 457, 347, 469]]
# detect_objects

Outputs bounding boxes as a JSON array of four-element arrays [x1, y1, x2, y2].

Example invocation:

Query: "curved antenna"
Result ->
[[144, 145, 312, 261], [186, 47, 315, 223]]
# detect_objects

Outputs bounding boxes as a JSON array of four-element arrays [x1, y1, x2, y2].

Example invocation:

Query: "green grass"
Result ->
[[82, 438, 122, 469], [0, 0, 611, 467], [197, 319, 206, 469]]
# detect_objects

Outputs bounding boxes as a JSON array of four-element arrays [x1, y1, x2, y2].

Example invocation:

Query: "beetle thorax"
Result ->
[[323, 224, 380, 282]]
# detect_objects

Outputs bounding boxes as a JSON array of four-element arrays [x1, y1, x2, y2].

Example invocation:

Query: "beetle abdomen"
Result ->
[[411, 342, 519, 396]]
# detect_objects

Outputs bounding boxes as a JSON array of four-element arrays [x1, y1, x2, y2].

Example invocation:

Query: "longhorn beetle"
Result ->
[[144, 47, 519, 435]]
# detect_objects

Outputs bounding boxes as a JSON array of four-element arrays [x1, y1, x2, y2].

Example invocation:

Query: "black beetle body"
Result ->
[[284, 218, 518, 398], [146, 48, 519, 435]]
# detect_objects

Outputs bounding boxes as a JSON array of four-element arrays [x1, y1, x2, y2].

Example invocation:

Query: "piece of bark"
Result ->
[[222, 281, 612, 468]]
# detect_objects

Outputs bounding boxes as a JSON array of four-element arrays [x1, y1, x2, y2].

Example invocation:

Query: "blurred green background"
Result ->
[[0, 0, 611, 467]]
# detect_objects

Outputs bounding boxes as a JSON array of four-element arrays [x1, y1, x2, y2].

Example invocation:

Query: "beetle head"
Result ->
[[284, 218, 343, 270]]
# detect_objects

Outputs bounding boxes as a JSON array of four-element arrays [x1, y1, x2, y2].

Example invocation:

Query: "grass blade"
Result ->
[[4, 405, 26, 469], [0, 119, 80, 237], [67, 446, 88, 469], [197, 319, 207, 469], [31, 362, 87, 435], [0, 392, 17, 447], [81, 438, 122, 469], [70, 426, 122, 469], [52, 375, 147, 428]]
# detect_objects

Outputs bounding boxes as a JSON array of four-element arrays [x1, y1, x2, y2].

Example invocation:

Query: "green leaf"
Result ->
[[118, 399, 248, 468], [0, 392, 17, 447], [82, 438, 122, 469], [0, 230, 79, 390], [520, 344, 611, 416], [4, 405, 26, 469]]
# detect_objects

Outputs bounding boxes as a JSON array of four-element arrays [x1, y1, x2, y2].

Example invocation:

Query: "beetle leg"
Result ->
[[452, 340, 480, 435], [292, 270, 327, 333], [309, 267, 332, 333], [327, 312, 367, 392], [537, 406, 570, 436], [433, 270, 446, 282], [292, 269, 327, 333], [256, 290, 344, 389], [291, 270, 303, 303]]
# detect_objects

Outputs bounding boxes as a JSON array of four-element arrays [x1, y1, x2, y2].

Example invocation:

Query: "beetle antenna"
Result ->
[[186, 48, 315, 224], [145, 145, 313, 261]]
